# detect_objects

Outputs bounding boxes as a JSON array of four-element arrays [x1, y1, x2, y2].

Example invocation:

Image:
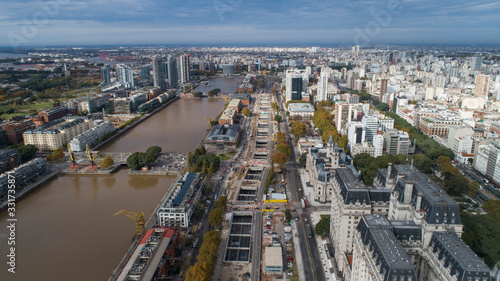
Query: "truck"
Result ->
[[300, 199, 305, 208]]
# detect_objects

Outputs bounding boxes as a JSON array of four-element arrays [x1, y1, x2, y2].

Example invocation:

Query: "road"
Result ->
[[276, 86, 326, 281]]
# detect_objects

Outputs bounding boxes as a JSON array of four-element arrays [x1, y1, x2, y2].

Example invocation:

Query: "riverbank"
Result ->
[[93, 95, 179, 151], [0, 169, 61, 212]]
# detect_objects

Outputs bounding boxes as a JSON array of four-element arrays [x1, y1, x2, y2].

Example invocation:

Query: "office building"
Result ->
[[383, 129, 409, 155], [377, 116, 394, 132], [418, 117, 462, 137], [474, 74, 491, 97], [350, 142, 376, 157], [152, 56, 166, 90], [140, 65, 150, 81], [474, 141, 500, 186], [100, 65, 111, 85], [179, 54, 190, 84], [471, 55, 483, 71], [373, 128, 384, 157], [264, 246, 283, 274], [305, 136, 353, 202], [285, 69, 308, 102], [204, 124, 241, 149], [218, 108, 237, 125], [157, 173, 202, 229], [222, 64, 235, 75], [287, 103, 315, 117], [167, 56, 178, 89], [361, 115, 378, 143]]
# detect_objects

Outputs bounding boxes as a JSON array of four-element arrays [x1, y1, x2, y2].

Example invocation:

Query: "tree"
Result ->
[[315, 216, 330, 236], [274, 115, 282, 122], [291, 121, 306, 137], [482, 200, 500, 215], [146, 146, 162, 158], [190, 164, 199, 173], [272, 151, 287, 167], [193, 92, 203, 97], [193, 199, 205, 219], [201, 159, 208, 175], [277, 143, 291, 157], [199, 145, 207, 155], [241, 107, 252, 117], [285, 209, 292, 222], [207, 90, 213, 96], [100, 155, 114, 169], [126, 152, 141, 170], [299, 152, 308, 168], [208, 208, 223, 229], [9, 144, 38, 163]]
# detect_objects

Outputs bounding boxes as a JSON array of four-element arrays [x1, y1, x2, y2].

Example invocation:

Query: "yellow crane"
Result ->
[[222, 96, 229, 103], [113, 209, 146, 237], [86, 144, 98, 171], [67, 144, 79, 171], [205, 117, 212, 128]]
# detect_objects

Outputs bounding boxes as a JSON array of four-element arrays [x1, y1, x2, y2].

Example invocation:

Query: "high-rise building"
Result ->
[[379, 78, 388, 100], [140, 66, 150, 81], [474, 74, 491, 97], [361, 115, 378, 143], [285, 69, 308, 102], [179, 54, 190, 84], [167, 56, 178, 89], [222, 64, 235, 76], [383, 129, 409, 155], [373, 128, 384, 157], [317, 69, 329, 102], [152, 57, 166, 90], [100, 65, 111, 85], [116, 65, 134, 88], [471, 55, 483, 71]]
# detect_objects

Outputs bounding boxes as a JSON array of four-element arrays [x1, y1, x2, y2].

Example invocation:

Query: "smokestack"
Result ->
[[387, 163, 392, 179], [404, 181, 414, 204], [416, 192, 422, 211]]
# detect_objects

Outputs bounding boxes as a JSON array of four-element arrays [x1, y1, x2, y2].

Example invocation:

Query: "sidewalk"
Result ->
[[292, 223, 306, 281]]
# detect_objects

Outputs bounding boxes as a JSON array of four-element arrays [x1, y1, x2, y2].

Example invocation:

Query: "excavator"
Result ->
[[67, 144, 80, 171], [86, 144, 99, 172], [113, 209, 146, 238]]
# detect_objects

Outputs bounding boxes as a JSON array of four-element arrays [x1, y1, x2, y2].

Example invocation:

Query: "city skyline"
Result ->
[[0, 0, 499, 47]]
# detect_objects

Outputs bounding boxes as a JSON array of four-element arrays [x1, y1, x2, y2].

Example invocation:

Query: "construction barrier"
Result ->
[[263, 199, 288, 203]]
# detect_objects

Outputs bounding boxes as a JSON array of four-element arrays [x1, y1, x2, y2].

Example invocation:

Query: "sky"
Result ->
[[0, 0, 499, 47]]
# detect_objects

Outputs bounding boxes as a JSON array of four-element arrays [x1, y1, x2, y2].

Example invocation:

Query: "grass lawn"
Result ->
[[218, 154, 232, 161]]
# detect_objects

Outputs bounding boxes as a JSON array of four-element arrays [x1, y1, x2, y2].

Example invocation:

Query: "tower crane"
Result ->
[[222, 96, 229, 103], [86, 144, 98, 171], [113, 209, 146, 237], [205, 117, 212, 129], [67, 144, 80, 171]]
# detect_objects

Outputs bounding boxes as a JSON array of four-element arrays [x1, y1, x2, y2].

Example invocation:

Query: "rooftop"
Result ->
[[288, 103, 315, 112], [205, 124, 240, 142], [264, 246, 283, 268]]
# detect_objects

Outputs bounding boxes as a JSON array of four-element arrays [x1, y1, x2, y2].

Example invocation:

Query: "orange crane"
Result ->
[[113, 209, 146, 237]]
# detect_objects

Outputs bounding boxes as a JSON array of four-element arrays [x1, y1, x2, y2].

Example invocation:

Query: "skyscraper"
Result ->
[[474, 74, 491, 97], [116, 65, 134, 88], [179, 54, 190, 84], [285, 69, 308, 102], [140, 66, 150, 81], [100, 65, 111, 85], [380, 78, 388, 100], [152, 57, 166, 90], [317, 67, 332, 102], [167, 56, 178, 89], [471, 55, 483, 71]]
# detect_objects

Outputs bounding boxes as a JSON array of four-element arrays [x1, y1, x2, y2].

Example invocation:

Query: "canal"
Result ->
[[0, 77, 241, 281]]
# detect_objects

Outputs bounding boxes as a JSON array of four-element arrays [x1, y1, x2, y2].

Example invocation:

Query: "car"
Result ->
[[287, 257, 294, 261], [287, 271, 293, 275]]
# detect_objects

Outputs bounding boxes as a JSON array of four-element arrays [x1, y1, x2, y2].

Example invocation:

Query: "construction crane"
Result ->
[[67, 144, 80, 171], [222, 96, 229, 103], [86, 144, 98, 171], [205, 117, 212, 129], [113, 209, 146, 237]]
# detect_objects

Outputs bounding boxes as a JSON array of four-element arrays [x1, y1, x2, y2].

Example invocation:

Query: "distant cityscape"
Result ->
[[0, 45, 499, 281]]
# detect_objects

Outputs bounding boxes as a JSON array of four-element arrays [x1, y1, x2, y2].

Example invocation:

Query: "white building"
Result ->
[[69, 121, 115, 152], [361, 115, 378, 143], [23, 117, 93, 151], [157, 173, 202, 229], [373, 129, 384, 157], [285, 69, 309, 102], [316, 67, 333, 102], [287, 103, 315, 117]]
